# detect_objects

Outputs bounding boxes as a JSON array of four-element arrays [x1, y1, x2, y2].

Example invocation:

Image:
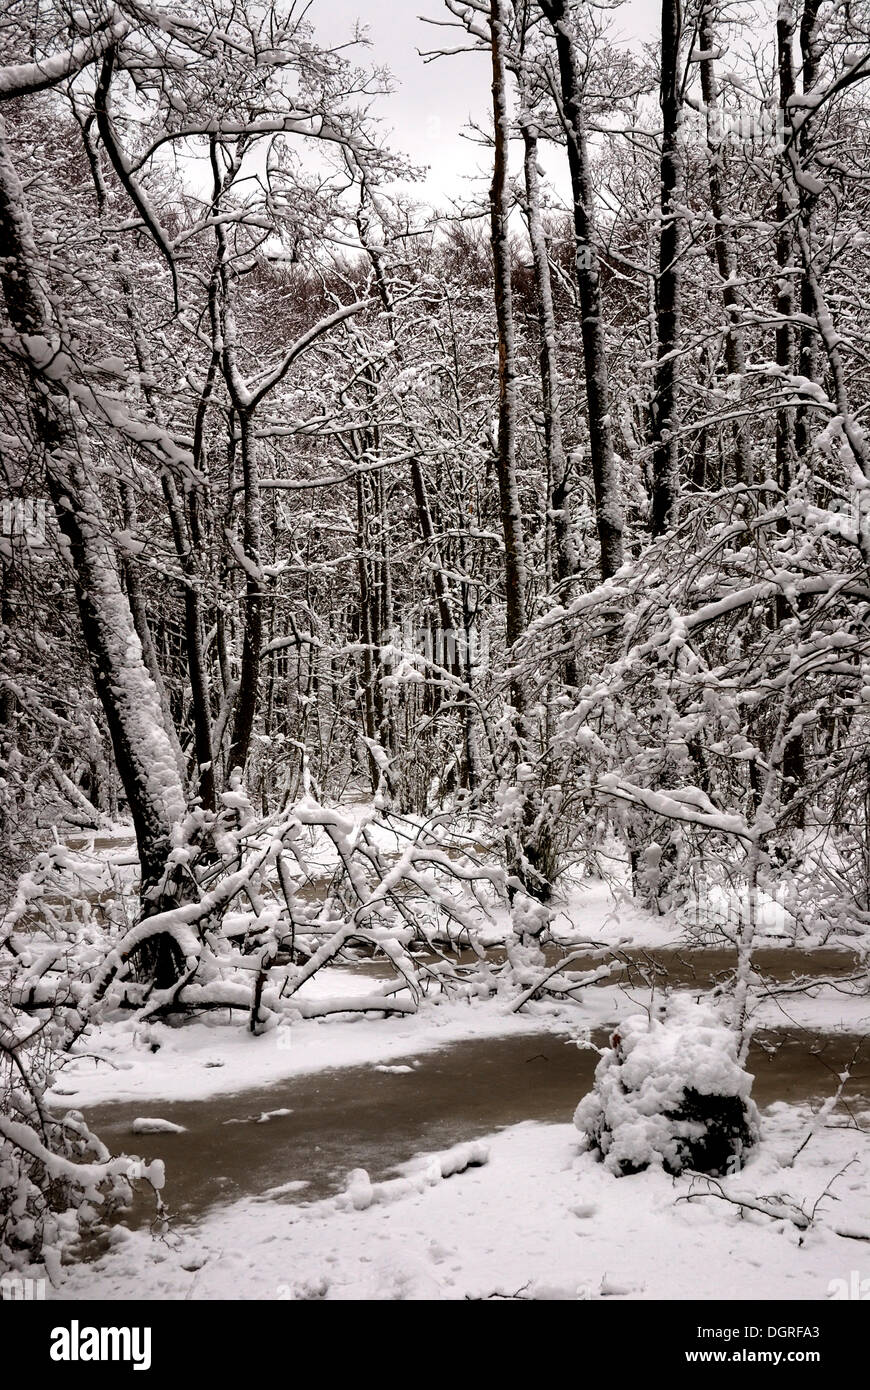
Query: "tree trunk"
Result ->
[[775, 2, 797, 494], [226, 410, 263, 775], [0, 121, 187, 960], [650, 0, 682, 534], [520, 119, 578, 592], [490, 0, 529, 664], [698, 2, 753, 486], [794, 0, 823, 466], [539, 0, 624, 578]]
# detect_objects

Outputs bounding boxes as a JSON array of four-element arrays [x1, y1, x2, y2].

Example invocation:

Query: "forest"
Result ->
[[1, 0, 870, 1305]]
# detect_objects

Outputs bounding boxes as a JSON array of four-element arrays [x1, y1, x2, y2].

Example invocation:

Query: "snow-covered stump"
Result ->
[[509, 890, 551, 949], [501, 891, 551, 1000], [504, 889, 551, 966], [499, 892, 616, 1010], [574, 998, 760, 1177]]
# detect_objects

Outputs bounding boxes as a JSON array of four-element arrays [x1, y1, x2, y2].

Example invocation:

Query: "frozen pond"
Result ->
[[83, 1022, 870, 1228]]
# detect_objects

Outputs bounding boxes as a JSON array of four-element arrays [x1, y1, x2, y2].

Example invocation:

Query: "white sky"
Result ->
[[309, 0, 661, 205]]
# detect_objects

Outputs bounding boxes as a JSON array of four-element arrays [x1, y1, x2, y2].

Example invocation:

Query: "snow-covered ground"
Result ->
[[27, 832, 870, 1301], [58, 1104, 870, 1301]]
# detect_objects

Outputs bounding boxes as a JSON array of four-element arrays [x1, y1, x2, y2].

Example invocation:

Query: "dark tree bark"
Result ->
[[649, 0, 682, 534], [539, 0, 624, 578], [698, 1, 753, 486], [226, 406, 263, 776], [775, 1, 797, 494], [520, 118, 578, 592], [794, 0, 823, 466], [207, 140, 263, 779], [490, 0, 529, 662]]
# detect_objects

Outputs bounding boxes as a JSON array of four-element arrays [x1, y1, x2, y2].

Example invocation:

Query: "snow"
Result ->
[[130, 1118, 187, 1135], [0, 19, 130, 99], [46, 982, 584, 1108], [224, 1108, 293, 1126], [14, 830, 867, 1302], [42, 867, 865, 1110], [574, 998, 760, 1175], [6, 0, 870, 1312], [337, 1140, 489, 1210], [54, 1105, 870, 1301], [10, 837, 867, 1303]]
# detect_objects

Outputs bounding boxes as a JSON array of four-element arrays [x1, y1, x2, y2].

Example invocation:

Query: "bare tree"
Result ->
[[539, 0, 624, 578]]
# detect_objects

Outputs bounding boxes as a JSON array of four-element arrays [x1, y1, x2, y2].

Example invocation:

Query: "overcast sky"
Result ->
[[309, 1, 660, 205]]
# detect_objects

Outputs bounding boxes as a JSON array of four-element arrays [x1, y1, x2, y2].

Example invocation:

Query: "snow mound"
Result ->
[[574, 998, 760, 1177], [337, 1140, 489, 1211], [511, 891, 552, 940], [130, 1117, 186, 1135]]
